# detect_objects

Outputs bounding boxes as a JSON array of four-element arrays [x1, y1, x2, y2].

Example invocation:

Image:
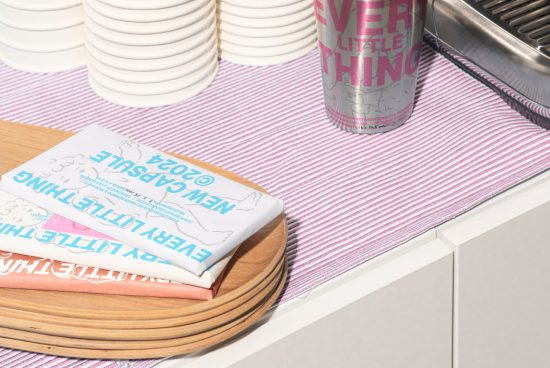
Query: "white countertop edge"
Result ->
[[157, 229, 452, 368], [437, 169, 550, 247]]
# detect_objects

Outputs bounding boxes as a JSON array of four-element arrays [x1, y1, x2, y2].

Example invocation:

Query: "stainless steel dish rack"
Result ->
[[425, 0, 550, 129]]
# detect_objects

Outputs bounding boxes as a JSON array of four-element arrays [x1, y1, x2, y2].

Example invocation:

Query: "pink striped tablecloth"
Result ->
[[1, 44, 549, 367]]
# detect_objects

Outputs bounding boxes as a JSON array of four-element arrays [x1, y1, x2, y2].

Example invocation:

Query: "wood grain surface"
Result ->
[[0, 121, 288, 359], [0, 242, 285, 330], [0, 258, 284, 341]]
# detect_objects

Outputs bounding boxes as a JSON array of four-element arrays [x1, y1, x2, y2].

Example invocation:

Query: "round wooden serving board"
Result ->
[[0, 264, 287, 359], [0, 210, 285, 320], [0, 121, 288, 358], [0, 263, 286, 351], [0, 258, 284, 341], [0, 261, 277, 329]]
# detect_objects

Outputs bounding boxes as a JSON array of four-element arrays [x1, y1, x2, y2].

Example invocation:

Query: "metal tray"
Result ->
[[425, 0, 550, 129]]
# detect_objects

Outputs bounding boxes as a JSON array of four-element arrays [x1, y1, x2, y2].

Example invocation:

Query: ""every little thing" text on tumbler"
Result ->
[[314, 0, 427, 134]]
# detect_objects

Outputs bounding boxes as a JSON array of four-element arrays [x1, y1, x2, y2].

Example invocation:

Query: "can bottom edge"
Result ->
[[325, 104, 413, 135]]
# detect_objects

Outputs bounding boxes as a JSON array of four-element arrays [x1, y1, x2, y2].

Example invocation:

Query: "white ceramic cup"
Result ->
[[219, 5, 313, 28], [84, 2, 215, 46], [219, 41, 316, 66], [88, 45, 218, 83], [85, 0, 210, 34], [88, 53, 218, 95], [96, 0, 193, 10], [220, 0, 301, 9], [0, 2, 82, 30], [0, 0, 80, 11], [218, 0, 312, 20], [218, 15, 315, 37], [85, 24, 217, 71], [85, 16, 216, 58], [219, 24, 315, 47], [89, 65, 218, 107], [87, 0, 207, 22], [0, 40, 86, 72], [0, 20, 83, 51], [220, 32, 317, 57]]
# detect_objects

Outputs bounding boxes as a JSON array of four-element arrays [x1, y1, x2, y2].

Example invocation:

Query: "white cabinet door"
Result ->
[[439, 171, 550, 368], [160, 232, 453, 368]]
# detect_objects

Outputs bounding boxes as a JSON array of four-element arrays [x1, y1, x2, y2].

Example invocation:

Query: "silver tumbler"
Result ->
[[314, 0, 427, 134]]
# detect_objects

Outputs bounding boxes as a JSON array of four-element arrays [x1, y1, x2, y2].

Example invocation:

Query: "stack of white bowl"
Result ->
[[217, 0, 317, 66], [0, 0, 85, 72], [84, 0, 218, 107]]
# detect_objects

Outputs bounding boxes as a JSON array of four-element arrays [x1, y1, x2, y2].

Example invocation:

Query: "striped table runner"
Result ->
[[0, 44, 549, 367]]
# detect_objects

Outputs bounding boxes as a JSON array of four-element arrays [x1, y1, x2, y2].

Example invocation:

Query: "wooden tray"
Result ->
[[0, 258, 284, 341], [0, 263, 286, 350], [0, 264, 287, 359], [0, 121, 287, 321]]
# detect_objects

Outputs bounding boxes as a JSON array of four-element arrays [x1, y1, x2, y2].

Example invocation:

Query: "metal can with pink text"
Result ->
[[314, 0, 427, 134]]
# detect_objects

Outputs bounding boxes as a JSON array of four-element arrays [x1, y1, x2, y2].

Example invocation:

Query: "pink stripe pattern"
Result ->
[[0, 44, 549, 367]]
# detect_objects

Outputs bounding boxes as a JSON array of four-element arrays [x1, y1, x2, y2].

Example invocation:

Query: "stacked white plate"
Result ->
[[84, 0, 218, 108], [217, 0, 317, 66], [0, 0, 85, 72]]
